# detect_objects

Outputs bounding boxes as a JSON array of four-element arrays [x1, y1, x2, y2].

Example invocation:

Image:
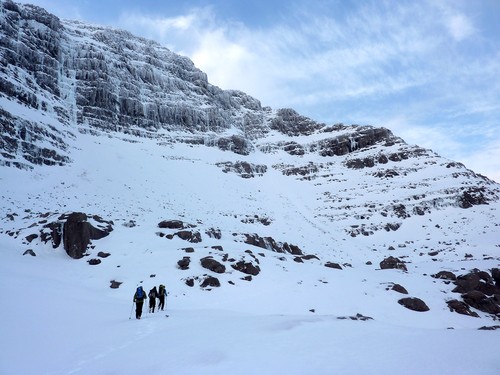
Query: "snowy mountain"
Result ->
[[1, 1, 499, 374]]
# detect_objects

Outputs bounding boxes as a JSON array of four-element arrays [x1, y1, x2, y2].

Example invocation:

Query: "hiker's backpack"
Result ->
[[159, 285, 165, 296], [136, 287, 143, 299]]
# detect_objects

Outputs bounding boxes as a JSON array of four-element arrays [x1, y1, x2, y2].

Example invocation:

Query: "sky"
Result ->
[[17, 0, 500, 182]]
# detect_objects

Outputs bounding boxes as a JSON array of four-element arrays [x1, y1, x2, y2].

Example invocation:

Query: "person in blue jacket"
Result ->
[[133, 286, 147, 319]]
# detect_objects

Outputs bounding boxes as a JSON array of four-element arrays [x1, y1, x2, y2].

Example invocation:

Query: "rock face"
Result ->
[[62, 212, 112, 259], [444, 269, 500, 317]]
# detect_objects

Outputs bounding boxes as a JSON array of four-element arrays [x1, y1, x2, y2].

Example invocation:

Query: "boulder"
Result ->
[[325, 262, 342, 270], [231, 261, 260, 276], [391, 284, 408, 294], [432, 271, 457, 281], [398, 297, 429, 312], [175, 230, 202, 243], [158, 220, 185, 229], [177, 257, 191, 270], [200, 276, 220, 288], [23, 249, 36, 256], [62, 212, 112, 259], [380, 256, 407, 271], [200, 257, 226, 274], [110, 280, 122, 289], [88, 258, 101, 265], [25, 233, 38, 243]]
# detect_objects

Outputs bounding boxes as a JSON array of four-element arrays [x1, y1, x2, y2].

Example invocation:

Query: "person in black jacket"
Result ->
[[133, 286, 147, 319], [157, 284, 167, 311], [148, 286, 158, 313]]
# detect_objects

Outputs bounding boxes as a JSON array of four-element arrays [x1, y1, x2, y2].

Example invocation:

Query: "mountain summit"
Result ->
[[1, 2, 500, 373]]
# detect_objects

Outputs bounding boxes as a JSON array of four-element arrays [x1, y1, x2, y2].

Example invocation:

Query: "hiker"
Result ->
[[133, 286, 147, 319], [148, 286, 158, 313], [158, 284, 167, 311]]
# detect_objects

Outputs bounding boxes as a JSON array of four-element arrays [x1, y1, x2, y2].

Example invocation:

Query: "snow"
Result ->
[[1, 125, 499, 374], [1, 5, 499, 371]]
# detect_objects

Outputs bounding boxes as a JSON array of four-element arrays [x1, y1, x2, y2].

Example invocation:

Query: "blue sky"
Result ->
[[18, 0, 500, 182]]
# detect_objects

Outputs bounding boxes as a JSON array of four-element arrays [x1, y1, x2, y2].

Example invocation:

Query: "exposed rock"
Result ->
[[175, 230, 202, 243], [446, 300, 479, 317], [23, 249, 36, 256], [177, 257, 191, 270], [62, 212, 112, 259], [398, 297, 429, 312], [110, 280, 122, 289], [25, 233, 38, 243], [97, 251, 110, 258], [185, 278, 195, 287], [40, 221, 62, 248], [432, 271, 457, 280], [200, 257, 226, 274], [205, 228, 222, 239], [478, 325, 500, 330], [88, 258, 101, 265], [458, 187, 490, 208], [216, 161, 267, 178], [301, 254, 320, 261], [391, 284, 409, 294], [158, 220, 186, 229], [243, 233, 303, 255], [231, 261, 260, 276], [325, 262, 342, 270], [337, 313, 373, 321], [380, 256, 407, 271], [200, 276, 220, 288], [492, 268, 500, 286], [462, 291, 500, 315]]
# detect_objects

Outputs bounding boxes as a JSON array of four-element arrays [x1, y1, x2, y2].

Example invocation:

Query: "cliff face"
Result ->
[[0, 0, 400, 169]]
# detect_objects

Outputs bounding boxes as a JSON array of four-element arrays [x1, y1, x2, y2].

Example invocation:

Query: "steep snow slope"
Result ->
[[1, 127, 500, 375]]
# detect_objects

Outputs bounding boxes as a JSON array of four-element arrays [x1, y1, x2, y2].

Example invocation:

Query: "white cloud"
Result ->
[[444, 12, 475, 41]]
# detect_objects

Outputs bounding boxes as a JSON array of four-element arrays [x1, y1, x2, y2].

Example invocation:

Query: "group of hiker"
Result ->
[[133, 284, 167, 319]]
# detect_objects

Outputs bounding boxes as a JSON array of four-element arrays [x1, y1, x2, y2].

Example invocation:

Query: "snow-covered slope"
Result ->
[[1, 1, 499, 374]]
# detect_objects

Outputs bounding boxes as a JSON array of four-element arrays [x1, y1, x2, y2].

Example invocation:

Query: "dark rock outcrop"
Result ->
[[158, 220, 191, 229], [448, 268, 500, 317], [391, 284, 408, 294], [200, 257, 226, 274], [62, 212, 112, 259], [177, 257, 191, 270], [243, 233, 303, 255], [231, 261, 260, 276], [462, 291, 500, 315], [398, 297, 429, 312], [325, 262, 342, 270], [380, 256, 407, 271], [432, 271, 457, 281], [23, 249, 36, 256], [200, 276, 220, 288], [216, 161, 267, 178], [175, 230, 202, 243], [110, 280, 122, 289], [446, 300, 479, 317]]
